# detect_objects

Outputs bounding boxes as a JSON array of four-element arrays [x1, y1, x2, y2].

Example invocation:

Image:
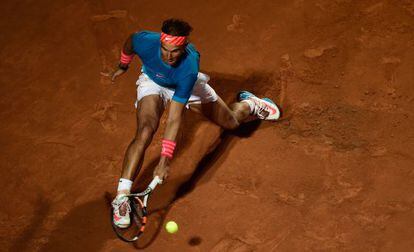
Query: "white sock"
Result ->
[[117, 178, 133, 193], [241, 99, 255, 113]]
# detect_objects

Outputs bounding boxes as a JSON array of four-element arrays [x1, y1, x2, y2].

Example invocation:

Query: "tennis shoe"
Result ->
[[112, 194, 131, 228], [237, 91, 280, 120]]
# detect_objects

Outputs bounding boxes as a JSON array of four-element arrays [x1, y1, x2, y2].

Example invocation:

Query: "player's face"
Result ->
[[160, 42, 185, 66]]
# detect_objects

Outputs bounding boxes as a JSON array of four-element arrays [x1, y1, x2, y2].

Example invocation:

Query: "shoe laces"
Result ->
[[112, 196, 131, 216], [253, 100, 269, 119]]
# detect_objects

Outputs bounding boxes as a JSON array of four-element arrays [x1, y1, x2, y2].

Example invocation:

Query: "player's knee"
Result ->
[[135, 124, 156, 145]]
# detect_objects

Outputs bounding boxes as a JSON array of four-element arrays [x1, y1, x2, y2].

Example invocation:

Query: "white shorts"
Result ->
[[135, 72, 218, 108]]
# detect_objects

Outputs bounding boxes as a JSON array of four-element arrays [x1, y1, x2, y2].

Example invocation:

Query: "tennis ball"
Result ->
[[165, 221, 178, 234]]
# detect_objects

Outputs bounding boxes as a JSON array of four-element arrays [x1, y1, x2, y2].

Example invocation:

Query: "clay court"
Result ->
[[1, 0, 413, 251]]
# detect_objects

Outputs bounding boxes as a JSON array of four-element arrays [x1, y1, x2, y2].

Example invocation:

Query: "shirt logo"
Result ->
[[156, 73, 165, 78]]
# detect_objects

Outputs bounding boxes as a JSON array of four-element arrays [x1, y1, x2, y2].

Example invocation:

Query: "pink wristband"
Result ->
[[161, 139, 176, 159], [120, 51, 134, 64]]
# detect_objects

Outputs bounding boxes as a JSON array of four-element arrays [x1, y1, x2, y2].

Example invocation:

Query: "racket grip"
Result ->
[[149, 176, 162, 190]]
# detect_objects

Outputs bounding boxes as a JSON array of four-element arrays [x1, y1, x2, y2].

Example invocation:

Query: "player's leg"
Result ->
[[112, 73, 165, 228], [196, 96, 251, 130], [120, 94, 164, 183], [189, 73, 280, 130], [112, 94, 164, 228], [205, 94, 281, 129]]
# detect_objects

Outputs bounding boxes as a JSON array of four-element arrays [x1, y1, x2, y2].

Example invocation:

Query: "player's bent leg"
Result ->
[[113, 94, 164, 228], [188, 74, 280, 129], [193, 96, 251, 130]]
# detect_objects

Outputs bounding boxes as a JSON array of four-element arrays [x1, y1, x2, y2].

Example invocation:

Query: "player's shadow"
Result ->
[[10, 195, 51, 252], [174, 119, 261, 201], [40, 71, 280, 251], [174, 71, 275, 201], [39, 196, 114, 252]]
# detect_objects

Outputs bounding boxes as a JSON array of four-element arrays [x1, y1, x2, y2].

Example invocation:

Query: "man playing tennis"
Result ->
[[110, 19, 280, 228]]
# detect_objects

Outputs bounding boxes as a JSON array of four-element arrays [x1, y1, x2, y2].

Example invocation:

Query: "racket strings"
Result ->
[[131, 198, 145, 221], [130, 198, 147, 233]]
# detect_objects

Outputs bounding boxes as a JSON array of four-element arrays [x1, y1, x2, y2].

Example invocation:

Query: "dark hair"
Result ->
[[161, 19, 193, 36]]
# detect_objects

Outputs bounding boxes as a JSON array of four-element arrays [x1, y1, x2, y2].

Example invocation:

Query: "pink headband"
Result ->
[[160, 32, 187, 46]]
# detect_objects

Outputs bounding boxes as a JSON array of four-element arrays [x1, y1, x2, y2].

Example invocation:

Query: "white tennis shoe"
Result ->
[[238, 91, 281, 120], [112, 194, 131, 228]]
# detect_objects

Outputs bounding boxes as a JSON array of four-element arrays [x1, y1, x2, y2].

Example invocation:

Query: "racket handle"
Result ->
[[149, 176, 162, 190]]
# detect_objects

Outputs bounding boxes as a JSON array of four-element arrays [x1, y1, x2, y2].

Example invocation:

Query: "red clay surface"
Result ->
[[1, 0, 414, 251]]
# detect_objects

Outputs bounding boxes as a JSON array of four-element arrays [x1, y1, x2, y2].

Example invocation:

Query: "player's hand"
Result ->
[[100, 68, 126, 83], [153, 160, 170, 182]]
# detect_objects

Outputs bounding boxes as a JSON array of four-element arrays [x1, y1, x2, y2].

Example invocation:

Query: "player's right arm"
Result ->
[[111, 33, 136, 82]]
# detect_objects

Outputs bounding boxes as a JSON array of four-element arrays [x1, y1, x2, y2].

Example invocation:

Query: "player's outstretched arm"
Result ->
[[101, 33, 136, 82], [153, 100, 185, 181]]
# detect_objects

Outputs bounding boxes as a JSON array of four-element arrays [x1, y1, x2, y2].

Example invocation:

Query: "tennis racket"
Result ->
[[111, 176, 162, 242]]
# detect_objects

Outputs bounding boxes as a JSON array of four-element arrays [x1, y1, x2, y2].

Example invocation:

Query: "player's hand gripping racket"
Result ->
[[111, 176, 162, 242]]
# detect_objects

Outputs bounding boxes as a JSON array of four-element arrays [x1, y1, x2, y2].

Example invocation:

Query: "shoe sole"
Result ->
[[114, 221, 130, 229]]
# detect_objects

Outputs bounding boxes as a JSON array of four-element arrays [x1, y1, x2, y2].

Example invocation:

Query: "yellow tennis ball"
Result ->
[[165, 221, 178, 234]]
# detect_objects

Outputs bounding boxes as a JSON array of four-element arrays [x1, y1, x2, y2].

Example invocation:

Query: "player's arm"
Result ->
[[153, 100, 185, 181], [111, 33, 136, 82], [153, 75, 197, 181], [163, 101, 185, 142], [118, 34, 135, 70]]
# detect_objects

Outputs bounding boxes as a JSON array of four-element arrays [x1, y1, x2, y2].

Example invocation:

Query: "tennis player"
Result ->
[[110, 19, 280, 228]]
